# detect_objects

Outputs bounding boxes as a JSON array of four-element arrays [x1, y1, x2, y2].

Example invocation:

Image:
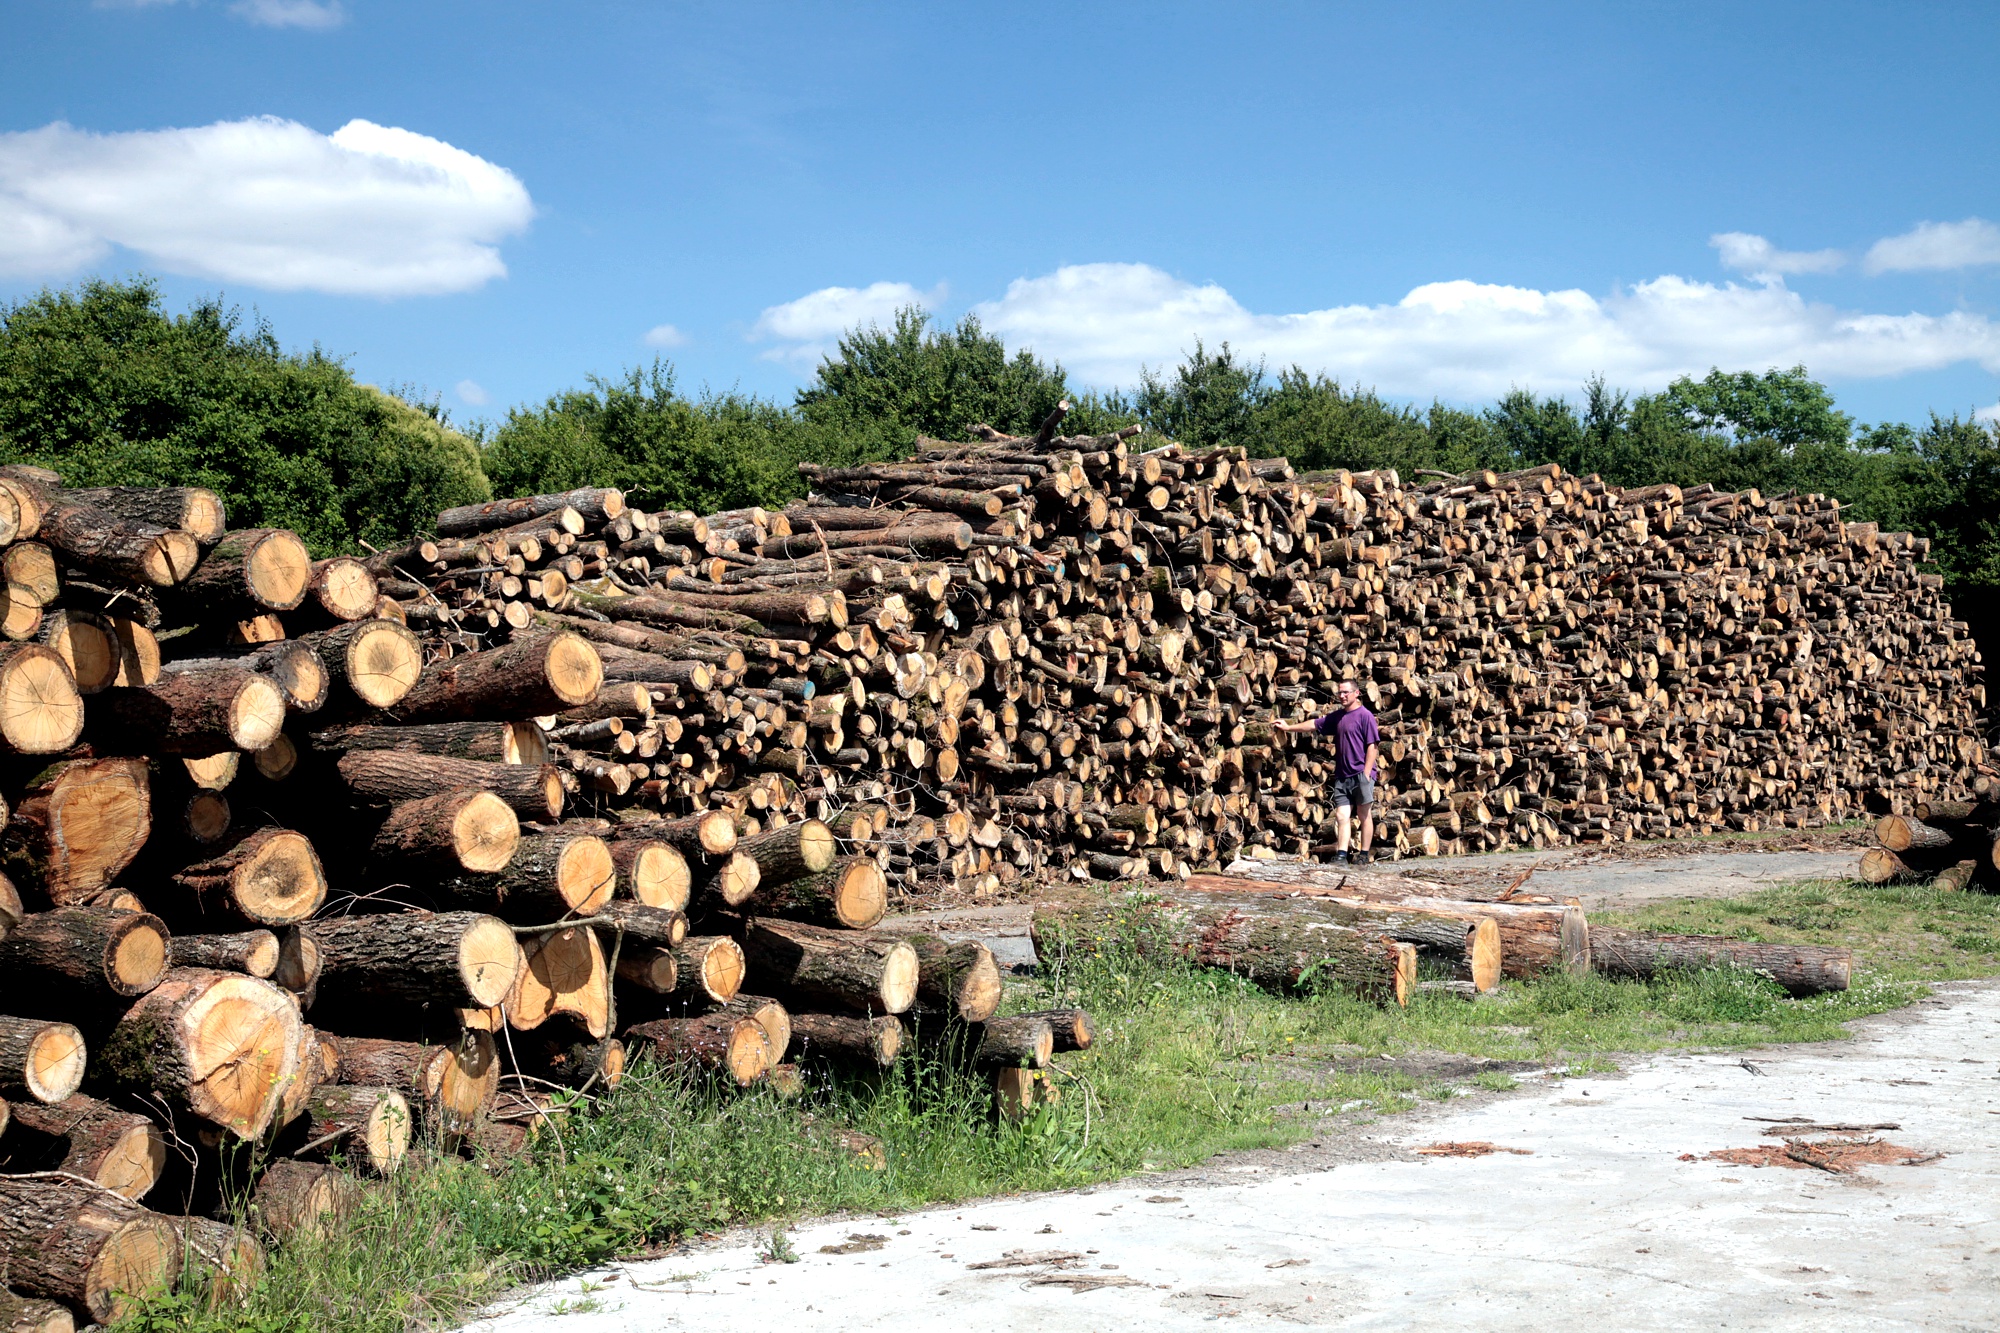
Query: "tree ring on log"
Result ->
[[0, 644, 84, 753]]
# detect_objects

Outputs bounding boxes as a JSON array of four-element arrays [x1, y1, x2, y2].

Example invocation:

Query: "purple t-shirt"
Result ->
[[1314, 705, 1379, 778]]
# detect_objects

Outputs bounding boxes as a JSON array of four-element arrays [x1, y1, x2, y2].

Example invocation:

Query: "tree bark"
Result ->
[[0, 908, 168, 1015], [738, 857, 885, 930], [0, 1175, 182, 1323], [370, 790, 520, 874], [432, 832, 614, 917], [670, 934, 745, 1004], [2, 758, 151, 905], [963, 1015, 1053, 1068], [289, 1084, 410, 1176], [309, 720, 546, 766], [0, 1288, 73, 1333], [787, 1011, 901, 1067], [889, 934, 1002, 1022], [736, 819, 838, 885], [300, 557, 381, 624], [94, 968, 304, 1140], [326, 1031, 498, 1136], [1014, 1007, 1094, 1051], [168, 930, 278, 978], [95, 668, 285, 756], [623, 1014, 769, 1086], [64, 485, 226, 545], [0, 1016, 87, 1104], [1590, 928, 1852, 995], [310, 911, 523, 1010], [3, 1094, 166, 1199], [334, 750, 561, 821], [161, 640, 328, 713], [247, 1160, 359, 1242], [294, 619, 425, 711], [741, 918, 918, 1015], [170, 826, 326, 925], [1135, 901, 1416, 1005], [173, 528, 312, 615], [389, 631, 602, 722], [436, 487, 625, 538]]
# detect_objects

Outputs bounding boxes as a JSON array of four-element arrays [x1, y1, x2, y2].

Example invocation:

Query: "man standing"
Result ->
[[1278, 680, 1380, 865]]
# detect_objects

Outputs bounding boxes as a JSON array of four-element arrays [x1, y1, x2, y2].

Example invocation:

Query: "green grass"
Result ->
[[123, 876, 2000, 1333]]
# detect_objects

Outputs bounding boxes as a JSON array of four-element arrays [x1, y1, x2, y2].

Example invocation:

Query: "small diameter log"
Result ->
[[168, 930, 279, 978], [303, 558, 381, 623], [171, 1216, 264, 1305], [273, 925, 322, 1007], [0, 645, 84, 755], [371, 790, 520, 875], [1014, 1008, 1094, 1052], [107, 618, 160, 688], [735, 819, 838, 887], [311, 912, 523, 1011], [591, 899, 688, 949], [626, 810, 736, 858], [964, 1015, 1053, 1068], [2, 758, 151, 905], [1932, 859, 1979, 892], [624, 1014, 769, 1086], [437, 487, 625, 538], [995, 1067, 1060, 1124], [508, 926, 612, 1038], [327, 1031, 499, 1136], [787, 1011, 901, 1068], [170, 827, 326, 925], [0, 1016, 87, 1103], [295, 620, 424, 710], [897, 934, 1002, 1023], [251, 735, 297, 782], [161, 640, 328, 714], [0, 1289, 73, 1333], [38, 609, 119, 695], [1857, 846, 1927, 884], [1144, 902, 1416, 1005], [273, 1026, 330, 1129], [610, 839, 688, 911], [309, 720, 546, 766], [0, 908, 168, 1015], [96, 668, 286, 756], [175, 528, 312, 615], [4, 1094, 167, 1199], [389, 631, 602, 722], [293, 1084, 410, 1176], [249, 1160, 360, 1242], [434, 832, 614, 918], [1873, 815, 1958, 854], [739, 856, 884, 930], [742, 918, 919, 1015], [514, 1032, 625, 1091], [1590, 929, 1852, 996], [336, 750, 563, 822], [94, 969, 304, 1141], [66, 485, 226, 545], [615, 947, 677, 993], [671, 934, 745, 1004], [0, 1175, 182, 1323], [711, 994, 790, 1062], [693, 850, 761, 909]]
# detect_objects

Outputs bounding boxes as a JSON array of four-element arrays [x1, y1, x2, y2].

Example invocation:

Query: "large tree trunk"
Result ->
[[93, 968, 304, 1140], [336, 750, 563, 821], [169, 827, 327, 925], [787, 1011, 901, 1068], [1590, 929, 1852, 995], [300, 557, 381, 624], [670, 934, 745, 1004], [615, 810, 737, 858], [95, 668, 286, 756], [0, 908, 169, 1016], [884, 934, 1002, 1022], [741, 918, 919, 1015], [432, 832, 614, 918], [1135, 901, 1417, 1005], [3, 1094, 166, 1199], [65, 485, 226, 545], [436, 487, 626, 538], [0, 1016, 87, 1104], [309, 719, 546, 766], [23, 484, 201, 588], [370, 790, 520, 874], [389, 631, 602, 722], [623, 1014, 769, 1086], [738, 857, 884, 929], [0, 1175, 183, 1323], [0, 645, 84, 755], [309, 912, 523, 1010], [294, 619, 425, 711], [172, 528, 313, 615], [2, 758, 150, 905], [508, 925, 612, 1038], [161, 640, 328, 714]]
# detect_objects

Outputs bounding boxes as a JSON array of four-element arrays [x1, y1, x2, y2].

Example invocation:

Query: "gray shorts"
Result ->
[[1332, 773, 1374, 808]]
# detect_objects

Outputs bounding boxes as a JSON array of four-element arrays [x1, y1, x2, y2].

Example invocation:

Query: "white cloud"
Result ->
[[1864, 218, 2000, 274], [230, 0, 345, 28], [643, 323, 689, 348], [1977, 402, 2000, 424], [1711, 231, 1845, 277], [454, 379, 489, 407], [0, 116, 532, 296], [950, 261, 2000, 398], [750, 280, 943, 364]]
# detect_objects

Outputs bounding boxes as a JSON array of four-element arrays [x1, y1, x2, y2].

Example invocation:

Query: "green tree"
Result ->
[[1658, 366, 1854, 447]]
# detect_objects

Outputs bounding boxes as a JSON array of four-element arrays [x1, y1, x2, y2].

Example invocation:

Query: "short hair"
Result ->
[[1338, 679, 1359, 693]]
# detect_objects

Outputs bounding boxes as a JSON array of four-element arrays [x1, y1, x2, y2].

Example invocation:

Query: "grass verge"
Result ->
[[123, 877, 2000, 1332]]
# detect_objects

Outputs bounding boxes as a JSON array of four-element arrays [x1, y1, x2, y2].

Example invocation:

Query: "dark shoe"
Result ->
[[1355, 849, 1373, 866], [1333, 850, 1351, 866]]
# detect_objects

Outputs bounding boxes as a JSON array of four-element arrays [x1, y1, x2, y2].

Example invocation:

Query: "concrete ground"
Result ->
[[468, 981, 2000, 1332], [1407, 845, 1863, 911]]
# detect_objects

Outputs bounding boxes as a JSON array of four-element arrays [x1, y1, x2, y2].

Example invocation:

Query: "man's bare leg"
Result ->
[[1357, 801, 1374, 855], [1335, 803, 1353, 854]]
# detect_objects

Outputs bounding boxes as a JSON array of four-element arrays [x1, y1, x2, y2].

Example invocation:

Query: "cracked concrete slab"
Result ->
[[466, 981, 2000, 1332]]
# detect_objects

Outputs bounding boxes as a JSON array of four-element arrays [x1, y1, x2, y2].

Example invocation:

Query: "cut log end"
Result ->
[[8, 1019, 88, 1102], [461, 915, 527, 1009], [546, 632, 604, 706], [0, 645, 85, 754], [108, 912, 170, 995], [244, 529, 313, 611], [879, 941, 920, 1014], [344, 620, 425, 708], [230, 830, 327, 924], [619, 840, 690, 911], [228, 673, 287, 751], [453, 791, 521, 873], [1469, 918, 1503, 993]]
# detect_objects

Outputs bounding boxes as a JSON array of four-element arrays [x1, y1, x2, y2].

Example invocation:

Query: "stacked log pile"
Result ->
[[1858, 792, 2000, 891]]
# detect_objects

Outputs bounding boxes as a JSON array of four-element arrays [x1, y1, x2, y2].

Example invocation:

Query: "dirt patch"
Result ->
[[1413, 1141, 1535, 1157], [1693, 1137, 1944, 1174]]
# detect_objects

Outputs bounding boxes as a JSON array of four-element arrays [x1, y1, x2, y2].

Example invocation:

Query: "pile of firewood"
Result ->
[[0, 467, 1084, 1327], [1858, 789, 2000, 890], [369, 407, 1984, 897]]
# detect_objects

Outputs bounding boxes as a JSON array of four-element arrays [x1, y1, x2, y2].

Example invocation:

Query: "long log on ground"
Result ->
[[1137, 901, 1417, 1005], [389, 631, 602, 722], [370, 790, 520, 875], [735, 819, 838, 885], [508, 925, 612, 1037], [172, 528, 313, 615], [2, 1094, 166, 1199], [0, 645, 84, 755], [1872, 815, 1961, 855], [326, 1032, 498, 1135], [95, 667, 286, 755], [741, 917, 918, 1015], [788, 1011, 901, 1068], [738, 856, 884, 929], [0, 1175, 182, 1323], [168, 929, 279, 978], [336, 750, 563, 821], [1590, 928, 1852, 995], [169, 826, 326, 925], [1, 758, 151, 905], [0, 1017, 86, 1104], [94, 968, 303, 1140], [1210, 861, 1561, 905], [1857, 846, 1932, 884], [310, 719, 547, 766], [290, 1084, 410, 1176], [0, 908, 168, 1015], [294, 619, 425, 711], [623, 1014, 769, 1086], [310, 912, 523, 1011], [433, 832, 614, 917]]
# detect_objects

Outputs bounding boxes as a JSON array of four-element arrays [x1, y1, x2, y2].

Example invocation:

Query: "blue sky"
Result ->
[[4, 1, 1999, 430]]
